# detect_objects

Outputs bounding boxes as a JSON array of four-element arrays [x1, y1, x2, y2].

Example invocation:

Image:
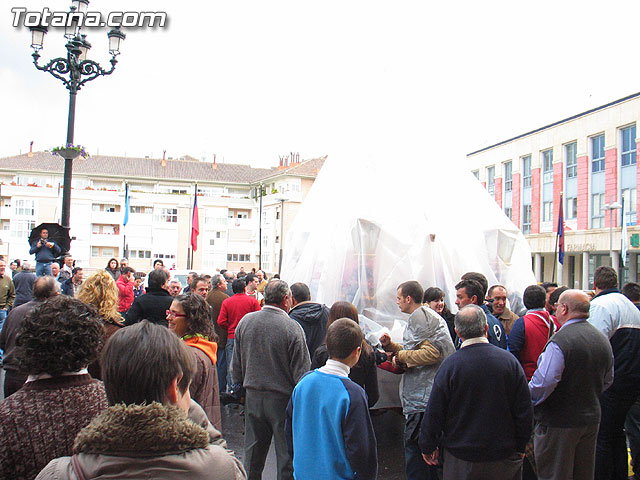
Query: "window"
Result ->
[[487, 166, 495, 195], [522, 205, 532, 234], [92, 203, 120, 213], [592, 134, 605, 172], [542, 150, 553, 184], [130, 206, 153, 214], [130, 250, 151, 258], [15, 199, 35, 216], [542, 201, 553, 222], [12, 219, 35, 238], [565, 142, 577, 178], [621, 125, 637, 166], [504, 207, 512, 220], [622, 188, 637, 225], [155, 208, 178, 223], [90, 247, 116, 258], [522, 156, 532, 187], [227, 253, 250, 262], [592, 193, 605, 228], [566, 197, 577, 220], [504, 161, 512, 192]]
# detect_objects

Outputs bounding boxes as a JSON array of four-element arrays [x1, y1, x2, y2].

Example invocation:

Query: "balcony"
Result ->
[[228, 218, 257, 230], [90, 233, 122, 247], [91, 210, 123, 225]]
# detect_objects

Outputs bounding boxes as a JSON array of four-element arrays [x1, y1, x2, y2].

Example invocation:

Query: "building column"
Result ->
[[534, 253, 543, 283], [612, 252, 620, 281], [629, 253, 638, 283], [556, 262, 564, 286], [582, 251, 590, 290]]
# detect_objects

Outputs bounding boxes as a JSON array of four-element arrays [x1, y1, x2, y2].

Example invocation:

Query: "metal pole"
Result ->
[[609, 208, 614, 267], [61, 91, 77, 228], [278, 199, 284, 275], [258, 185, 263, 270]]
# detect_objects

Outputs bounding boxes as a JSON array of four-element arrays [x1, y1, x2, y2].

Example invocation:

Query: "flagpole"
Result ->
[[552, 194, 563, 284], [122, 183, 129, 261], [187, 185, 193, 270]]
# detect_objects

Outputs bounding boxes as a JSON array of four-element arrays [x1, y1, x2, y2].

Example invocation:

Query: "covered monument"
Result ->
[[281, 150, 536, 328]]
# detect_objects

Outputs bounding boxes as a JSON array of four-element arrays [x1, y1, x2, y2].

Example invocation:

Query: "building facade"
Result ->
[[468, 92, 640, 290], [0, 152, 324, 275]]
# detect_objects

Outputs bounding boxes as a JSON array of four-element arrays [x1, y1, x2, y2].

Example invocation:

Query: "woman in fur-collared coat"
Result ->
[[36, 321, 245, 480]]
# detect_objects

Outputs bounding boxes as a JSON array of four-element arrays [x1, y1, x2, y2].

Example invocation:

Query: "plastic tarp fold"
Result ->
[[281, 151, 536, 329]]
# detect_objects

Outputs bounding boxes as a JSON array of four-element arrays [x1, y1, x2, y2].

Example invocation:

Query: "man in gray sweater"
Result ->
[[231, 279, 310, 480]]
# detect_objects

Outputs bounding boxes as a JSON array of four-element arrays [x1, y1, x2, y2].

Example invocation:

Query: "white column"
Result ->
[[630, 254, 638, 283], [612, 253, 620, 280], [582, 251, 590, 290], [557, 262, 564, 286], [534, 253, 543, 283]]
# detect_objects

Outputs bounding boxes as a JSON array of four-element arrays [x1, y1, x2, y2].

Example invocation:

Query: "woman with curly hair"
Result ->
[[77, 271, 124, 380], [311, 301, 379, 407], [423, 287, 457, 344], [0, 296, 108, 480], [104, 257, 120, 281], [167, 293, 221, 430]]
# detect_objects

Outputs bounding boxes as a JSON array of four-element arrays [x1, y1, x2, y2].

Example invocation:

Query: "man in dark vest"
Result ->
[[529, 289, 613, 480]]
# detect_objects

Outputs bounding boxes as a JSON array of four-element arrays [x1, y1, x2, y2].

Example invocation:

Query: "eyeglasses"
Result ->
[[166, 310, 186, 318]]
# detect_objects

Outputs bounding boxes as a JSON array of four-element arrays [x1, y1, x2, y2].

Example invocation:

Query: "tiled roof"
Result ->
[[0, 152, 325, 185], [258, 156, 327, 181]]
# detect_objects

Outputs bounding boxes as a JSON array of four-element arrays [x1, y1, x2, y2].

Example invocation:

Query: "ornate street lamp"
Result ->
[[28, 1, 125, 229]]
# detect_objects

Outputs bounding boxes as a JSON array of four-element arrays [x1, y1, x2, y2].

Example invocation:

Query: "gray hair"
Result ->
[[223, 271, 235, 281], [22, 261, 32, 272], [454, 304, 487, 340], [168, 279, 181, 286], [211, 274, 224, 287], [264, 279, 290, 305]]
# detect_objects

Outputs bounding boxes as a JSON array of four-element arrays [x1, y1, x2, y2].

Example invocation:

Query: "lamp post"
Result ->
[[604, 201, 623, 269], [276, 196, 288, 275], [28, 0, 125, 229]]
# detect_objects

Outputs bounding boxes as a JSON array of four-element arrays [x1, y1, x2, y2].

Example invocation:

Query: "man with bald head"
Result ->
[[529, 289, 613, 480]]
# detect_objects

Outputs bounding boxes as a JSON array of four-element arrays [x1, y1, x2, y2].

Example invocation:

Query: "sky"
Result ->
[[1, 0, 640, 169]]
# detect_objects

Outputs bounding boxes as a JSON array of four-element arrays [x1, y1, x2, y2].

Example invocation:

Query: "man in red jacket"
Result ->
[[116, 267, 136, 314], [217, 278, 261, 392], [508, 284, 559, 381]]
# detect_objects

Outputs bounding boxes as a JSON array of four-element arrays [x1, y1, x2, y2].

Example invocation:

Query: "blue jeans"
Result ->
[[36, 262, 52, 277], [216, 344, 228, 394], [225, 338, 235, 392], [0, 309, 7, 356], [405, 412, 439, 480]]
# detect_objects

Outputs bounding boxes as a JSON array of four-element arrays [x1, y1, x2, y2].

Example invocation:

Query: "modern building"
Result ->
[[467, 92, 640, 290], [0, 151, 325, 275]]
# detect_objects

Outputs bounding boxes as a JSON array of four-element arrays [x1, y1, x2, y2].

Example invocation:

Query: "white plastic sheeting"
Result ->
[[281, 151, 536, 329]]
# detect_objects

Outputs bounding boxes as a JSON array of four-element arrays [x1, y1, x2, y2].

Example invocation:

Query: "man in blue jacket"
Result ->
[[29, 228, 61, 277], [286, 318, 377, 480], [455, 278, 507, 349]]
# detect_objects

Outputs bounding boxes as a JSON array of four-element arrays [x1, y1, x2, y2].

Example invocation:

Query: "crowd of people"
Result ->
[[0, 231, 637, 480]]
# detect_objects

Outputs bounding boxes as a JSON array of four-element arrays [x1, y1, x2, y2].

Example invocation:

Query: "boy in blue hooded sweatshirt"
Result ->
[[286, 318, 377, 480]]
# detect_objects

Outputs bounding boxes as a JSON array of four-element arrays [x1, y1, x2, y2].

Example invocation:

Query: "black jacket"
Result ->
[[288, 302, 329, 356], [13, 271, 36, 307], [124, 287, 174, 327]]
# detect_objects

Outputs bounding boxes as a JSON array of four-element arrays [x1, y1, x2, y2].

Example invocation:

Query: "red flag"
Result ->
[[191, 189, 199, 251]]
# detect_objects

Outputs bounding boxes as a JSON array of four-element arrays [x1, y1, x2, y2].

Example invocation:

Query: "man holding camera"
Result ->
[[29, 228, 61, 277]]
